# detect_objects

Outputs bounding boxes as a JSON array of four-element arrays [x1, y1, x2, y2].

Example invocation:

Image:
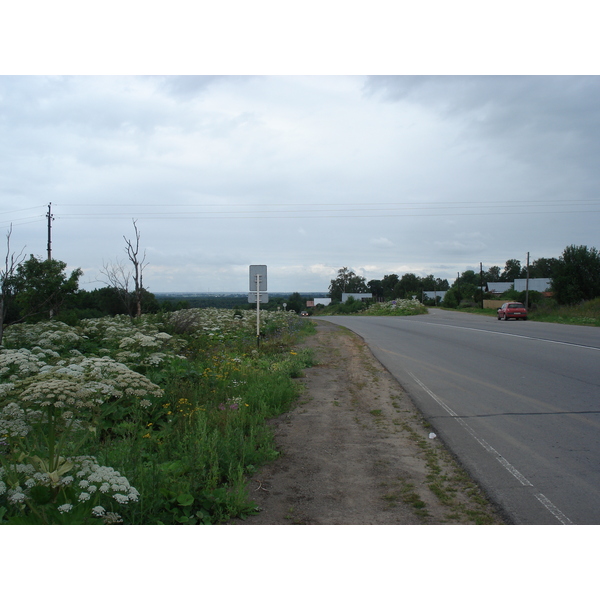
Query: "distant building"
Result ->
[[513, 278, 552, 293], [422, 291, 447, 302], [312, 297, 332, 306], [341, 293, 373, 302], [485, 282, 513, 295], [486, 279, 553, 296]]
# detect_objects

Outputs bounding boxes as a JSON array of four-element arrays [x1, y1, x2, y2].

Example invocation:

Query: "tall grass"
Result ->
[[99, 314, 315, 524], [528, 297, 600, 326]]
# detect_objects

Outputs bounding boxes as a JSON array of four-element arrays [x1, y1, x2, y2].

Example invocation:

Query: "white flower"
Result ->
[[113, 493, 129, 504], [78, 492, 91, 502], [92, 505, 106, 517], [58, 504, 73, 513], [9, 492, 27, 504]]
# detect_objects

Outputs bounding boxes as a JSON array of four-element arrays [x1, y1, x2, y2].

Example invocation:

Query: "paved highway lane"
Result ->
[[316, 310, 600, 524]]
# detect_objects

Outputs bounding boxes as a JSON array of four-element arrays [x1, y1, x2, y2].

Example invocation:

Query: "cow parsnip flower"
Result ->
[[0, 402, 32, 437], [11, 355, 163, 417], [2, 321, 85, 351], [0, 348, 47, 380], [0, 454, 141, 521]]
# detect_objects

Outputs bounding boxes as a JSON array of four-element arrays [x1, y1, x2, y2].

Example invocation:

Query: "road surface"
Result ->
[[316, 310, 600, 524]]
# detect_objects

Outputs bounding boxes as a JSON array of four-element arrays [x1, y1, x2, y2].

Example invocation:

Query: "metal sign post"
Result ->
[[249, 265, 268, 348]]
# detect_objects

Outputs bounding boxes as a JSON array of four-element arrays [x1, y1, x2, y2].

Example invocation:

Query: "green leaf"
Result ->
[[177, 493, 194, 506]]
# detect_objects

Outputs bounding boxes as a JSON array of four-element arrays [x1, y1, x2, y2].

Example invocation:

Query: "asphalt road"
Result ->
[[316, 309, 600, 524]]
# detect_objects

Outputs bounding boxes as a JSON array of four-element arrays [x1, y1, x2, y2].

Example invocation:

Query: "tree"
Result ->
[[446, 269, 479, 306], [367, 279, 384, 299], [393, 273, 421, 299], [501, 259, 524, 282], [0, 225, 26, 344], [530, 257, 559, 279], [381, 273, 400, 299], [124, 220, 147, 318], [286, 292, 305, 313], [551, 245, 600, 305], [442, 287, 459, 308], [485, 265, 502, 282], [328, 267, 368, 302], [101, 220, 148, 318], [13, 255, 82, 323], [420, 274, 437, 291]]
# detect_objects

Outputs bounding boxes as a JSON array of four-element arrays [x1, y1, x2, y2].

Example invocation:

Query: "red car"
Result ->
[[497, 302, 528, 321]]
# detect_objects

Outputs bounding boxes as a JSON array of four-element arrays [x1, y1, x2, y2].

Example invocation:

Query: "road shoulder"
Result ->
[[235, 319, 505, 525]]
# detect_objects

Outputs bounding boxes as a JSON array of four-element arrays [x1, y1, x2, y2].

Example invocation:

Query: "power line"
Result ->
[[56, 198, 600, 209], [0, 217, 46, 228], [55, 208, 600, 219], [0, 205, 46, 216]]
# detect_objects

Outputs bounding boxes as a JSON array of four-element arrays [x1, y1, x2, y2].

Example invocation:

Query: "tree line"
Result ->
[[327, 245, 600, 308]]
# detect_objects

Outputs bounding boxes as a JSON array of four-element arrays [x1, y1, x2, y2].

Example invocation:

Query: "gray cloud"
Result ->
[[364, 76, 600, 181]]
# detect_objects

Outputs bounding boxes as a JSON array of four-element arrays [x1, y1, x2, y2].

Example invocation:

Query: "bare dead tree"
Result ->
[[1, 225, 26, 345], [124, 220, 147, 318], [99, 220, 148, 318]]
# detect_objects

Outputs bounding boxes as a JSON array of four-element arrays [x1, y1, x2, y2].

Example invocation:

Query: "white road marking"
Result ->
[[407, 371, 573, 524], [534, 493, 573, 525], [420, 321, 600, 351]]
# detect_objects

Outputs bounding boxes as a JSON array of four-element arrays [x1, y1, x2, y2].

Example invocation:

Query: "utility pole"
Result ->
[[46, 203, 55, 319], [480, 262, 484, 309], [46, 203, 54, 260], [525, 252, 530, 309]]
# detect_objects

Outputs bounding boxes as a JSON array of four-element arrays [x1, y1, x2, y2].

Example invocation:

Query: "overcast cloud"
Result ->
[[1, 75, 598, 293]]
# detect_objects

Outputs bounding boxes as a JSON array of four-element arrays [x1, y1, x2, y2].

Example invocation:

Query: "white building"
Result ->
[[513, 278, 552, 293], [341, 293, 373, 302], [312, 297, 332, 306], [422, 291, 447, 302]]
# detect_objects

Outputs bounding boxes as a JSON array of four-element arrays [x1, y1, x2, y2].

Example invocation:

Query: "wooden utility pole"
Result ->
[[480, 262, 484, 309], [525, 252, 530, 308], [46, 203, 55, 319], [46, 203, 54, 260]]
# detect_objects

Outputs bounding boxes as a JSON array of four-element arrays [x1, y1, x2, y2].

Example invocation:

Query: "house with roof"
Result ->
[[310, 297, 332, 306], [485, 281, 514, 295], [422, 291, 447, 303], [341, 293, 373, 302], [486, 278, 553, 297], [513, 278, 553, 294]]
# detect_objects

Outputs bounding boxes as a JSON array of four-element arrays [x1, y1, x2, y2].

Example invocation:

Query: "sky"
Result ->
[[1, 7, 599, 295]]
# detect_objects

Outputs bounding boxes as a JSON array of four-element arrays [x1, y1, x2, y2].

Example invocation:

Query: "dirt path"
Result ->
[[235, 320, 506, 525]]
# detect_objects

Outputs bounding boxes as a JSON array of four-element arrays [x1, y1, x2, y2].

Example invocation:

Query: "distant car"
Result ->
[[300, 311, 309, 316], [497, 302, 528, 321]]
